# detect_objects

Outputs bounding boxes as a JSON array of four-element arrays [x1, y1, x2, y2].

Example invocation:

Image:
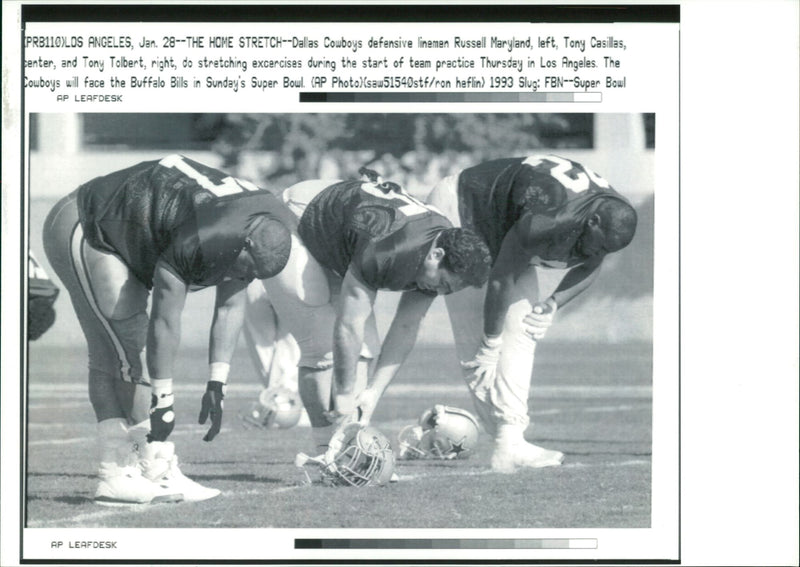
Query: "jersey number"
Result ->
[[359, 182, 440, 218], [523, 154, 610, 192], [159, 155, 259, 196]]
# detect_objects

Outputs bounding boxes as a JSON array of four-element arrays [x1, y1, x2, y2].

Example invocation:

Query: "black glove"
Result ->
[[147, 394, 175, 442], [198, 381, 225, 442]]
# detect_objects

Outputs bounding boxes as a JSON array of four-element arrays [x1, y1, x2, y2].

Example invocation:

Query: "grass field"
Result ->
[[24, 340, 652, 530]]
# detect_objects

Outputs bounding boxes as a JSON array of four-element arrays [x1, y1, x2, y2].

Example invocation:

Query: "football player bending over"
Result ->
[[414, 155, 638, 473], [249, 169, 491, 457], [42, 155, 293, 505]]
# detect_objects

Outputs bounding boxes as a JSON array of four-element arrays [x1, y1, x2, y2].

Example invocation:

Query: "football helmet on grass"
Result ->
[[398, 404, 480, 460], [242, 387, 303, 429], [296, 423, 395, 487]]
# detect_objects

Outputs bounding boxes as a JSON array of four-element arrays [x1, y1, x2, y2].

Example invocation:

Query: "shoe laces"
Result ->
[[140, 456, 176, 481], [164, 455, 190, 481]]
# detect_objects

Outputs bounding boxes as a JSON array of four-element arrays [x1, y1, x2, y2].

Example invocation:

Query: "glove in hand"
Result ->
[[147, 393, 175, 442], [461, 335, 503, 400], [198, 381, 225, 442]]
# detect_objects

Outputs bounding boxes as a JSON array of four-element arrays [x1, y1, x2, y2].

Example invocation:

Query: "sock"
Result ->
[[495, 423, 526, 448], [97, 418, 131, 466], [128, 419, 154, 460], [128, 420, 174, 462], [131, 383, 152, 424]]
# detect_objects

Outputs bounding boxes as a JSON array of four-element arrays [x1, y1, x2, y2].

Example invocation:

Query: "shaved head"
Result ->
[[247, 216, 292, 279], [596, 199, 638, 252]]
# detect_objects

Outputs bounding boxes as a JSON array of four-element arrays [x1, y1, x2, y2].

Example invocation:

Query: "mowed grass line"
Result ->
[[24, 342, 652, 529]]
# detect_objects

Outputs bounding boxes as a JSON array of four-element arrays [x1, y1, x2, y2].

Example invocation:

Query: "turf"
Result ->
[[24, 341, 651, 529]]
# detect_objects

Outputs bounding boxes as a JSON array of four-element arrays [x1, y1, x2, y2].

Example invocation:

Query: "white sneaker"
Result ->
[[140, 443, 221, 502], [491, 441, 564, 473], [94, 463, 183, 506]]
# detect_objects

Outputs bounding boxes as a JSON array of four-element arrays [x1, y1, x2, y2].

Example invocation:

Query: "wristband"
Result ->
[[209, 362, 230, 384], [481, 334, 503, 349]]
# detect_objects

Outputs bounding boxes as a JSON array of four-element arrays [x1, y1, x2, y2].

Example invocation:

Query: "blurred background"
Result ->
[[27, 113, 654, 350]]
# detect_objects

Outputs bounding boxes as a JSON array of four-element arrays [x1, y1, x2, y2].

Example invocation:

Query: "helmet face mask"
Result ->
[[398, 405, 480, 460], [321, 423, 395, 487]]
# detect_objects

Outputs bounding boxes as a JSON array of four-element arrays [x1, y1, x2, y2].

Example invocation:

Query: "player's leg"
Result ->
[[270, 324, 302, 391], [42, 194, 181, 505], [429, 174, 503, 435], [429, 175, 560, 471], [241, 281, 308, 428], [242, 280, 304, 389], [261, 243, 373, 454], [261, 266, 337, 454], [243, 280, 280, 388], [82, 241, 226, 501], [442, 285, 501, 436], [271, 180, 374, 450], [488, 265, 563, 472]]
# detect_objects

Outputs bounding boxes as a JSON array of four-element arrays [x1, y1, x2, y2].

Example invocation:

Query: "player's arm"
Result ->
[[522, 254, 604, 341], [550, 255, 603, 308], [331, 266, 377, 418], [356, 290, 435, 424], [198, 278, 249, 441], [483, 225, 531, 337], [146, 260, 189, 441], [461, 226, 530, 387], [148, 260, 189, 382], [208, 279, 248, 366]]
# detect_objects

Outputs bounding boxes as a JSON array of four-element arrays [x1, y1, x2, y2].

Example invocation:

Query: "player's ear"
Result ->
[[428, 247, 445, 263], [587, 213, 602, 228]]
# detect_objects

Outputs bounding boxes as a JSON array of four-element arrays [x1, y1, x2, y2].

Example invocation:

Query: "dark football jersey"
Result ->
[[297, 180, 452, 292], [77, 154, 294, 288], [457, 155, 632, 267]]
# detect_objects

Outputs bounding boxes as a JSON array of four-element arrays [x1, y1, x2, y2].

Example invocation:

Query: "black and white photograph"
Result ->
[[26, 111, 655, 529], [3, 2, 798, 566]]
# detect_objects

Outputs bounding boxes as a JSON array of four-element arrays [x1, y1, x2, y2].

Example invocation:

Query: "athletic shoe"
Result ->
[[490, 441, 564, 473], [94, 462, 183, 506], [140, 442, 221, 502]]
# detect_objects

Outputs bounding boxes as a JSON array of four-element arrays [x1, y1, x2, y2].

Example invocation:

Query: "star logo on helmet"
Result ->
[[449, 440, 468, 456]]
